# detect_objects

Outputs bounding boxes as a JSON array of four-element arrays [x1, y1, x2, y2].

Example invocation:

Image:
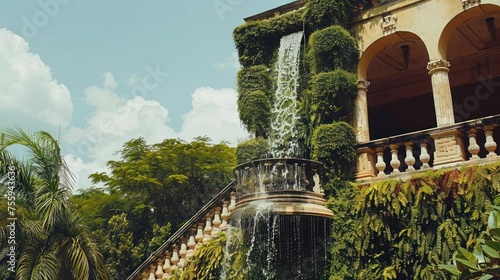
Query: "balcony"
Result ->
[[355, 114, 500, 181]]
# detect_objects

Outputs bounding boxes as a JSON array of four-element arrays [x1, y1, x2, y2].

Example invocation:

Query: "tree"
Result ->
[[0, 127, 108, 280], [83, 137, 236, 278]]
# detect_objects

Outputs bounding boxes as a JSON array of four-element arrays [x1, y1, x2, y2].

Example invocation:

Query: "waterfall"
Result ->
[[269, 31, 303, 158], [221, 31, 332, 280]]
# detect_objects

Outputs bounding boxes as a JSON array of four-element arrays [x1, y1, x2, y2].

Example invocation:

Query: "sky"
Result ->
[[0, 0, 293, 191]]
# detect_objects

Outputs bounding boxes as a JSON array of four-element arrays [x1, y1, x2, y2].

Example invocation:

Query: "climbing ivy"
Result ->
[[237, 65, 273, 97], [328, 163, 500, 279], [308, 70, 357, 128], [311, 122, 356, 194], [237, 90, 272, 138]]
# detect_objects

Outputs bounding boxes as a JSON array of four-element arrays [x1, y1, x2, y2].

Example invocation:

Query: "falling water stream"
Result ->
[[222, 31, 332, 280], [269, 31, 304, 158]]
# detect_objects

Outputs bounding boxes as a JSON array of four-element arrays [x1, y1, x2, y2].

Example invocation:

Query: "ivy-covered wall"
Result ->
[[234, 0, 361, 164], [328, 163, 500, 279]]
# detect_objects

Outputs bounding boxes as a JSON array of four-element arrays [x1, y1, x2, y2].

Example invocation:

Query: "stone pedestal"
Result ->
[[355, 147, 376, 179], [431, 130, 465, 167]]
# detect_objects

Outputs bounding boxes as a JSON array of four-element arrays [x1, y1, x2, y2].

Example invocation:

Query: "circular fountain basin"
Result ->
[[232, 158, 333, 218]]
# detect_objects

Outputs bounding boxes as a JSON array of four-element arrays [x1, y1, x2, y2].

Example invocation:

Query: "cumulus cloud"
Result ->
[[63, 74, 249, 190], [0, 28, 73, 128], [179, 87, 249, 144], [102, 72, 117, 90]]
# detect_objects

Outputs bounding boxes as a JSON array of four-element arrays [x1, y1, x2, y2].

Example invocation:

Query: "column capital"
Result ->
[[357, 79, 370, 90], [427, 59, 451, 75]]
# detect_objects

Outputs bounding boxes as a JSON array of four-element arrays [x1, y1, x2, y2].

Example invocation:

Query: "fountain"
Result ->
[[223, 31, 334, 279]]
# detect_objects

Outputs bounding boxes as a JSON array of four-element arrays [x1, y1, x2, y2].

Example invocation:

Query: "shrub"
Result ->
[[236, 137, 269, 164], [308, 25, 358, 73], [238, 90, 272, 138]]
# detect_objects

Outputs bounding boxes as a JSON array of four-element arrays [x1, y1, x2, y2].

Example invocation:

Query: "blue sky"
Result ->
[[0, 0, 292, 190]]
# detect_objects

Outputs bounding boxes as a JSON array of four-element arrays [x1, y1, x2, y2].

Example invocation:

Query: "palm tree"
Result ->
[[0, 127, 108, 280]]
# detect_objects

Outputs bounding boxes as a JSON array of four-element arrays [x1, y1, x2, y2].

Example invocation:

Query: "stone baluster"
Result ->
[[186, 233, 196, 259], [467, 128, 480, 160], [419, 140, 431, 169], [211, 207, 222, 238], [404, 142, 416, 171], [170, 248, 179, 271], [375, 147, 387, 177], [155, 259, 164, 279], [195, 223, 204, 249], [148, 266, 156, 280], [162, 256, 171, 279], [484, 125, 498, 158], [228, 192, 236, 213], [178, 241, 187, 270], [220, 201, 230, 231], [203, 214, 213, 243], [389, 144, 401, 174]]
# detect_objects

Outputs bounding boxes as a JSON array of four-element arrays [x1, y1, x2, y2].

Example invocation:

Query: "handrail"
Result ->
[[127, 180, 237, 280], [355, 114, 500, 150]]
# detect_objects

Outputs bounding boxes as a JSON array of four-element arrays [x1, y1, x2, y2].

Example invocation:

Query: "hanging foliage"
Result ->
[[233, 9, 304, 68], [328, 163, 500, 279], [311, 122, 356, 193], [308, 70, 357, 129], [237, 90, 272, 138], [237, 65, 273, 97]]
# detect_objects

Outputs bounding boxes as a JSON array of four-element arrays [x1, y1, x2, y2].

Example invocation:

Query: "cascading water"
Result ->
[[269, 31, 303, 158], [222, 31, 333, 280]]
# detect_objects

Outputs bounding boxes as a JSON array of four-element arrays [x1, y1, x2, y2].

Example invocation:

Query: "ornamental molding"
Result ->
[[461, 0, 480, 10], [427, 59, 451, 74], [381, 14, 397, 35]]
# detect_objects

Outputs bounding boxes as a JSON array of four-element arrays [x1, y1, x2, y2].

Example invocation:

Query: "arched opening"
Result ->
[[440, 4, 500, 159], [361, 32, 435, 140], [441, 4, 500, 123]]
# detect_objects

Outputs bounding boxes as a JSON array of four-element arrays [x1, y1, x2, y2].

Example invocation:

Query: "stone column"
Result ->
[[354, 79, 376, 179], [354, 79, 370, 142], [427, 60, 455, 127], [427, 60, 465, 167]]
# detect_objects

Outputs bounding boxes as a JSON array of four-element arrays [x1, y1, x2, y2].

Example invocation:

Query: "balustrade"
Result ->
[[356, 116, 500, 181], [130, 182, 237, 280]]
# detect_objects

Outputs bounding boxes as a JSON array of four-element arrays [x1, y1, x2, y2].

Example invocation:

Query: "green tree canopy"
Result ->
[[0, 127, 108, 280]]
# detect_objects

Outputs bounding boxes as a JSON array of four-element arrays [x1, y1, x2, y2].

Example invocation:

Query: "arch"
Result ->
[[359, 31, 435, 140], [358, 31, 431, 80], [438, 4, 500, 59], [439, 3, 500, 158], [440, 3, 500, 122]]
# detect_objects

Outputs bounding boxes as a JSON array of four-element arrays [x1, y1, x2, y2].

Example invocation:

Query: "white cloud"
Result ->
[[212, 52, 240, 70], [0, 28, 73, 128], [179, 87, 249, 144], [102, 72, 117, 90], [63, 74, 249, 190]]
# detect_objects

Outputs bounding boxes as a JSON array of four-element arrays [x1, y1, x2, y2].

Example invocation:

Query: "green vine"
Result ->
[[328, 162, 500, 279]]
